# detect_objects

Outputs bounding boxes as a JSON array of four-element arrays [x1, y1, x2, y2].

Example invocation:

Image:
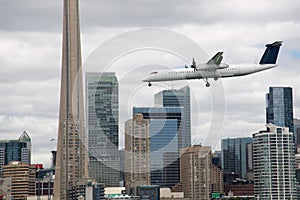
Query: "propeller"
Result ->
[[191, 57, 197, 72]]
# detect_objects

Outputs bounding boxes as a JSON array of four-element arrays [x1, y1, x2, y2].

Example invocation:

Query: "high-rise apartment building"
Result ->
[[0, 131, 31, 175], [54, 0, 88, 198], [253, 124, 296, 199], [133, 107, 182, 188], [154, 86, 191, 148], [125, 113, 150, 193], [180, 145, 211, 200], [211, 165, 224, 195], [266, 87, 294, 132], [211, 150, 224, 197], [2, 161, 36, 200], [221, 137, 253, 182], [86, 72, 120, 186]]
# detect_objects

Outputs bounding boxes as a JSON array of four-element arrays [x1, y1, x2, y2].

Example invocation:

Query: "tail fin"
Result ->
[[259, 41, 282, 64]]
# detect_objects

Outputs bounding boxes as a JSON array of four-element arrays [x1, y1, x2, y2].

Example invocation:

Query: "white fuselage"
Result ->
[[142, 64, 276, 83]]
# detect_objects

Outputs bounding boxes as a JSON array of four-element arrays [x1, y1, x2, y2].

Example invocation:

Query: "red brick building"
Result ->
[[225, 179, 254, 197]]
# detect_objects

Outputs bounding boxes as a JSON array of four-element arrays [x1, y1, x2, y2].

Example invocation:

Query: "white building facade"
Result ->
[[253, 124, 297, 199]]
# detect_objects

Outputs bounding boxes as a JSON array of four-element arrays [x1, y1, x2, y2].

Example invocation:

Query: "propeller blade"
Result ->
[[191, 57, 197, 72]]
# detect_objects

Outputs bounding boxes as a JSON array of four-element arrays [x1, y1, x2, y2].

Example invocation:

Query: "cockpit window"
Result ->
[[150, 71, 158, 74]]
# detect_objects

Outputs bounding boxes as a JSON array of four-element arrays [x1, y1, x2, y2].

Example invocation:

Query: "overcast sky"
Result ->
[[0, 0, 300, 167]]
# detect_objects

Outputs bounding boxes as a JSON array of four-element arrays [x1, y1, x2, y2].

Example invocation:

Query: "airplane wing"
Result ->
[[207, 52, 223, 65]]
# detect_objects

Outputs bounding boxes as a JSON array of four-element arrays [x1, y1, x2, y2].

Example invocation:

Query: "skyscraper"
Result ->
[[86, 72, 120, 186], [133, 107, 182, 188], [54, 0, 88, 198], [125, 113, 150, 193], [180, 145, 212, 200], [0, 131, 31, 176], [253, 124, 296, 199], [294, 118, 300, 146], [221, 137, 253, 182], [211, 165, 224, 195], [266, 87, 294, 132], [154, 86, 191, 148]]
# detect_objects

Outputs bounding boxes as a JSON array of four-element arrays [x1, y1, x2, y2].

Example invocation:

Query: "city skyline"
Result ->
[[0, 0, 300, 166]]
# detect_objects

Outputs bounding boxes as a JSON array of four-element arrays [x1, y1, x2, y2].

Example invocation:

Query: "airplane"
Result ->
[[142, 41, 282, 87]]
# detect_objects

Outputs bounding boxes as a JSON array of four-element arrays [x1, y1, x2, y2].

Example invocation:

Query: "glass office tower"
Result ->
[[266, 87, 294, 132], [221, 137, 253, 182], [133, 107, 183, 188], [86, 72, 120, 186], [0, 131, 31, 176], [154, 86, 191, 148], [294, 119, 300, 146]]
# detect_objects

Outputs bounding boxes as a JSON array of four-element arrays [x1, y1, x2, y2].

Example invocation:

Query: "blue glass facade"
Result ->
[[221, 137, 253, 182], [0, 131, 31, 175], [0, 142, 26, 164], [266, 87, 294, 132], [154, 86, 191, 148], [5, 142, 26, 164], [133, 107, 182, 187]]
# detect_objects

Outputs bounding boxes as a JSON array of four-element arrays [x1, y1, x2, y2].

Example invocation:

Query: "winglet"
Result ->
[[259, 41, 282, 64]]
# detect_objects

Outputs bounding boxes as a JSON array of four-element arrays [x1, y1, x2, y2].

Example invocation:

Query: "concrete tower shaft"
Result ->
[[54, 0, 88, 199]]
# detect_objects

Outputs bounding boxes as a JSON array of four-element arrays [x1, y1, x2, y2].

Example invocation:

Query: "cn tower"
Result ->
[[53, 0, 88, 199]]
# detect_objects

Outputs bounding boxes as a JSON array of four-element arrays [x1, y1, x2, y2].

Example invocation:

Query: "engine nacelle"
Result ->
[[218, 63, 229, 69]]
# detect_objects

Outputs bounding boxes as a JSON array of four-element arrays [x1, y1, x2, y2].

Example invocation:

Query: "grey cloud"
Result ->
[[1, 0, 300, 32], [0, 1, 62, 32], [0, 31, 61, 82], [0, 80, 59, 118], [81, 0, 300, 30]]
